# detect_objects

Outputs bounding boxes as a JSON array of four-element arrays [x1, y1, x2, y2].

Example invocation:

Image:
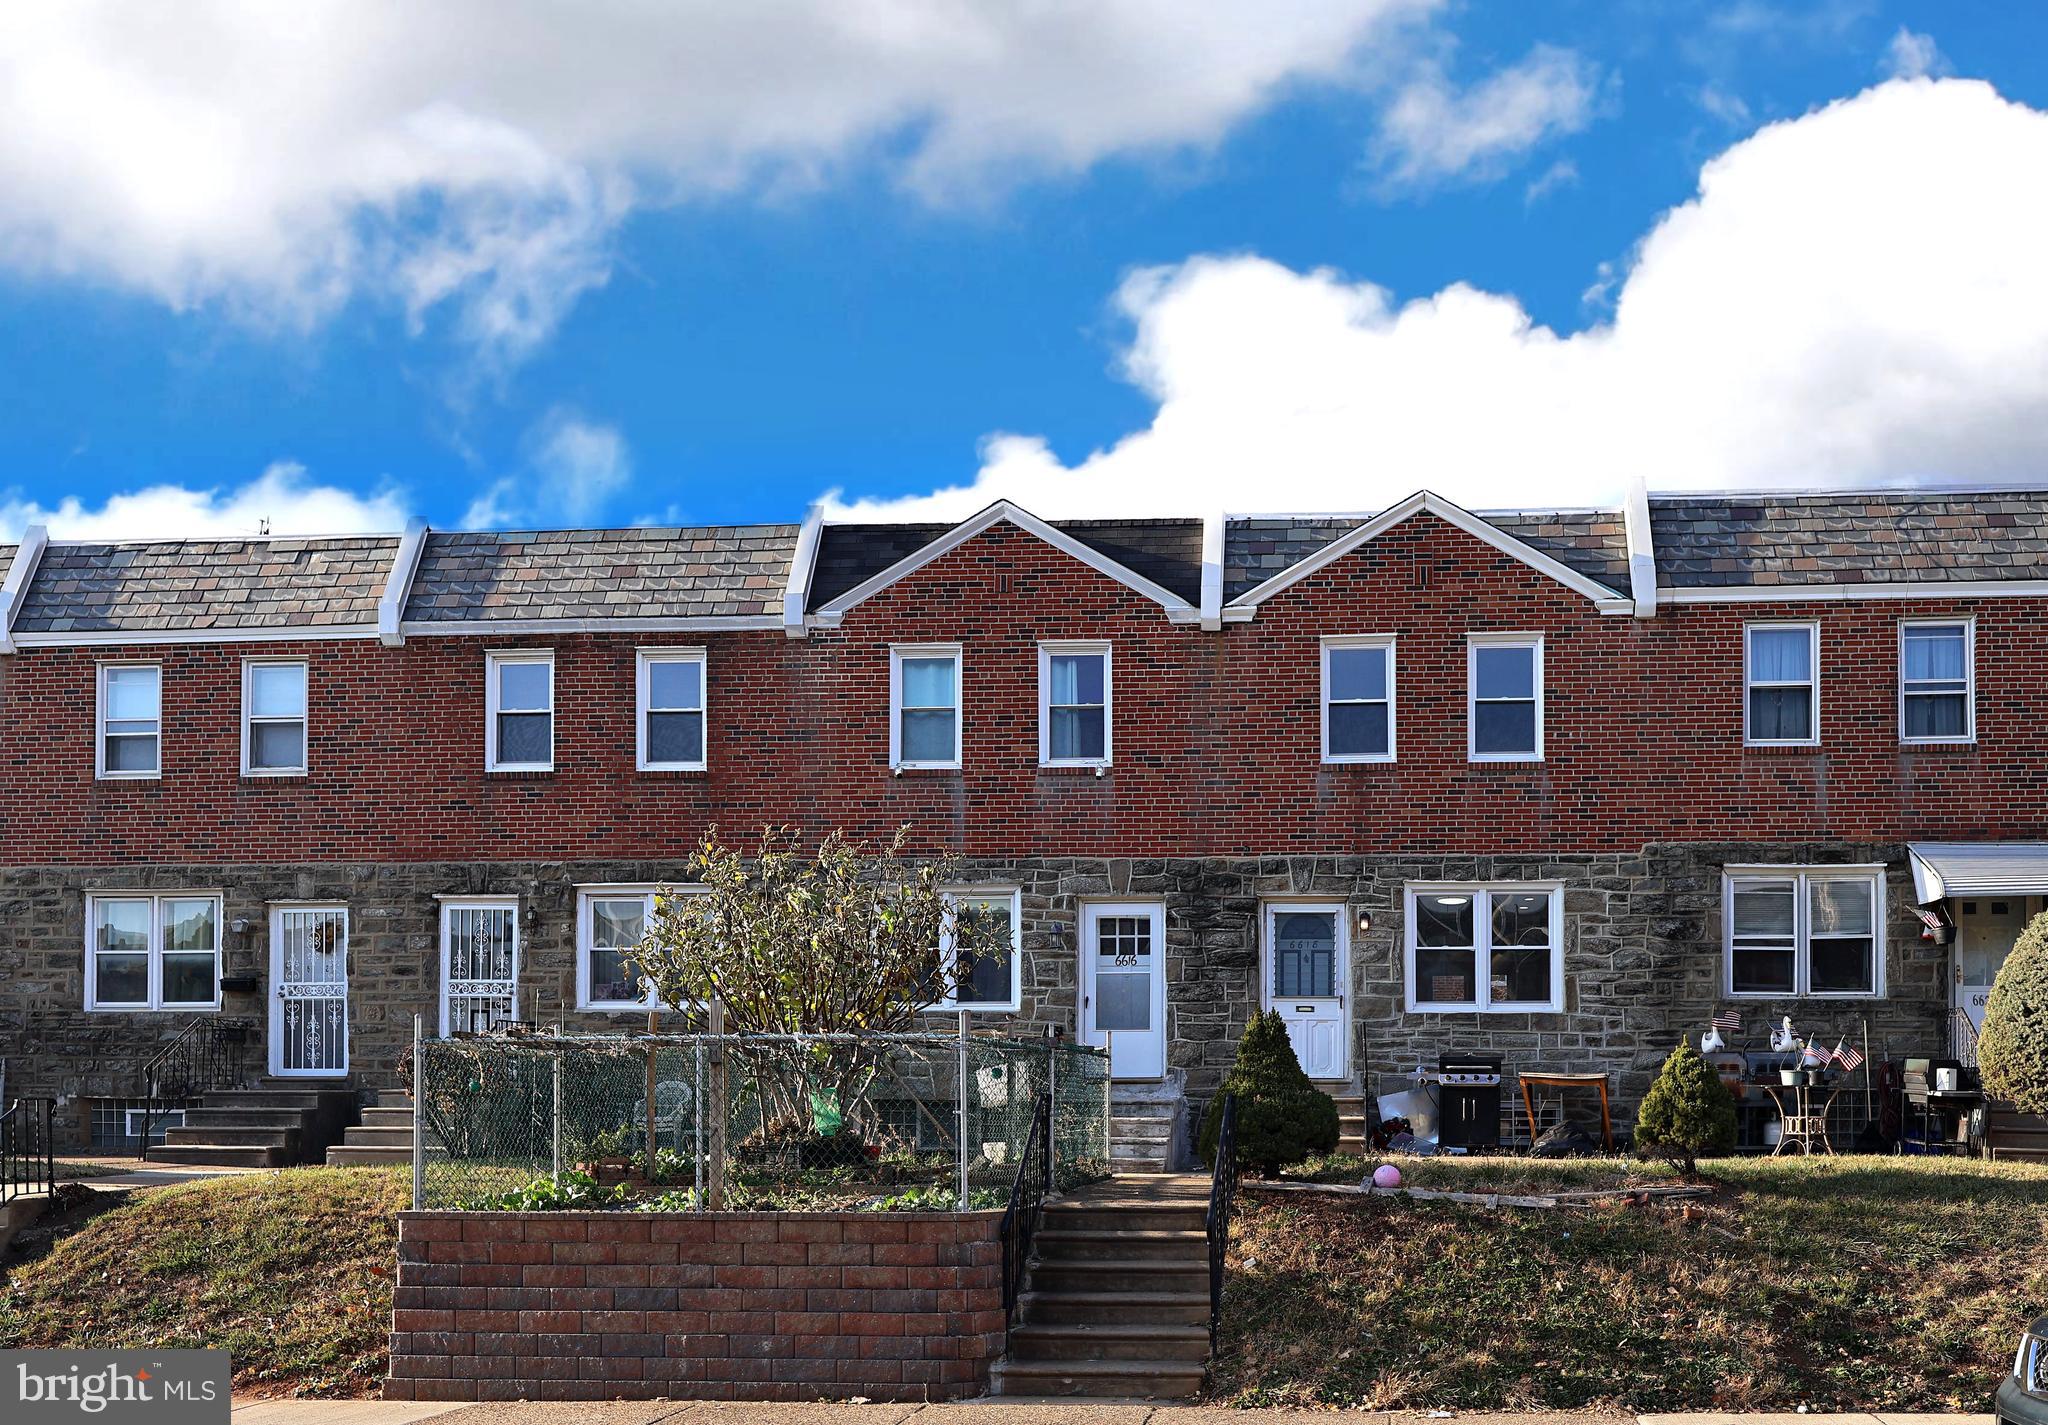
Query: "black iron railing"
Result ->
[[2, 1096, 56, 1202], [1205, 1091, 1240, 1350], [136, 1017, 254, 1159], [1951, 1008, 1981, 1069], [998, 1090, 1054, 1323]]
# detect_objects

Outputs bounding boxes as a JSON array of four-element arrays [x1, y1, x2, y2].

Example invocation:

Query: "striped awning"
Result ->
[[1908, 842, 2048, 904]]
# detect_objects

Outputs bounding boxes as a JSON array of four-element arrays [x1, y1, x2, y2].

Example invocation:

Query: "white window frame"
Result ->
[[1466, 633, 1544, 763], [83, 892, 224, 1013], [574, 884, 705, 1011], [1321, 634, 1397, 764], [95, 661, 163, 781], [1722, 866, 1887, 999], [889, 643, 962, 771], [1403, 882, 1564, 1014], [636, 647, 709, 772], [932, 886, 1024, 1013], [485, 649, 555, 773], [1744, 621, 1820, 748], [1038, 641, 1112, 769], [240, 657, 309, 777], [1899, 618, 1975, 746]]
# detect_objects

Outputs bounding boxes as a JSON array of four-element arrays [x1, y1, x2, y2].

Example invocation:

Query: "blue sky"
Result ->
[[2, 2, 2047, 538]]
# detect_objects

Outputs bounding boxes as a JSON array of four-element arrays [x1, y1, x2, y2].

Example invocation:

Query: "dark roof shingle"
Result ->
[[1223, 518, 1359, 601], [402, 526, 800, 622], [1650, 491, 2048, 587], [1485, 510, 1629, 587], [14, 537, 398, 633], [808, 517, 1204, 610]]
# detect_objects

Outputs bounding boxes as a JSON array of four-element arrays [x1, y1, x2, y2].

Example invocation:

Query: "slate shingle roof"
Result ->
[[14, 537, 399, 633], [808, 518, 1204, 610], [1223, 518, 1359, 601], [1649, 491, 2048, 587], [401, 526, 801, 623], [1486, 510, 1629, 588]]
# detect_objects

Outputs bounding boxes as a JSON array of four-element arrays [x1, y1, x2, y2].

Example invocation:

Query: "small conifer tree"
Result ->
[[1197, 1010, 1340, 1177], [1979, 911, 2048, 1114], [1633, 1044, 1737, 1177]]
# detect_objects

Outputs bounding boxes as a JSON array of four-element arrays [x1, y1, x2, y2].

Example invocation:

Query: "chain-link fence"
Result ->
[[411, 1029, 1111, 1211]]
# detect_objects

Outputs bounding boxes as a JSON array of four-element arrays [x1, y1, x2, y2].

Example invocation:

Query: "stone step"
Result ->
[[1034, 1228, 1207, 1263], [1041, 1204, 1206, 1234], [1007, 1321, 1210, 1364], [1019, 1290, 1210, 1327], [1110, 1117, 1172, 1141], [179, 1107, 316, 1131], [148, 1143, 286, 1168], [326, 1145, 414, 1166], [1027, 1257, 1209, 1295], [359, 1107, 415, 1129], [339, 1126, 412, 1148], [989, 1356, 1204, 1400], [197, 1089, 332, 1110], [161, 1125, 300, 1151]]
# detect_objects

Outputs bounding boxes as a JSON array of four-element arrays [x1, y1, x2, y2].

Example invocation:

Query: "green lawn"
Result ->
[[1214, 1153, 2048, 1412], [0, 1167, 405, 1397]]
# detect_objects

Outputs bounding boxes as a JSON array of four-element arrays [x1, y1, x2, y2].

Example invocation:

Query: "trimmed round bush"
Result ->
[[1979, 910, 2048, 1114], [1633, 1043, 1737, 1177], [1197, 1009, 1340, 1177]]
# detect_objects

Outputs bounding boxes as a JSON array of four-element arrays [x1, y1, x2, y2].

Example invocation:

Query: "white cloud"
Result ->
[[0, 462, 406, 541], [1881, 28, 1950, 81], [0, 2, 1433, 364], [1524, 158, 1579, 205], [828, 78, 2048, 521], [1369, 44, 1605, 191], [461, 408, 632, 528]]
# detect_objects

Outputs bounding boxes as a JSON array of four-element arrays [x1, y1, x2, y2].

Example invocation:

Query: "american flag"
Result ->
[[1710, 1010, 1742, 1033], [1833, 1039, 1865, 1072]]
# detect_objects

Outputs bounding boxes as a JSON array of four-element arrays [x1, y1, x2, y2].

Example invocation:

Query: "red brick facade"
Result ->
[[384, 1209, 1006, 1402]]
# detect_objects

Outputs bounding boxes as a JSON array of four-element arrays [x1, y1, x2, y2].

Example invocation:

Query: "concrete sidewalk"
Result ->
[[227, 1401, 1998, 1425]]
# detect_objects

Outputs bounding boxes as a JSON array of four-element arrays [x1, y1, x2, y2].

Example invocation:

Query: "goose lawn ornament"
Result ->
[[1770, 1016, 1799, 1054], [1701, 1024, 1726, 1054]]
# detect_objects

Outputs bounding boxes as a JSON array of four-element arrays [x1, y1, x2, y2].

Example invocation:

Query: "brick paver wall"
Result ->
[[384, 1210, 1009, 1403]]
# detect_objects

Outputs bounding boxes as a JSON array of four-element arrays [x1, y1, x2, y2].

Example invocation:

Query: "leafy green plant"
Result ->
[[1198, 1010, 1340, 1178], [1633, 1044, 1737, 1178], [1980, 911, 2048, 1114], [456, 1170, 632, 1212]]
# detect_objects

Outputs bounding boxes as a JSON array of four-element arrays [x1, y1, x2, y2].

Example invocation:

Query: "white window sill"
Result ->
[[241, 769, 308, 779], [636, 764, 708, 774], [1323, 754, 1395, 765], [96, 772, 162, 782], [86, 1003, 222, 1014], [1467, 755, 1543, 765], [486, 764, 555, 774]]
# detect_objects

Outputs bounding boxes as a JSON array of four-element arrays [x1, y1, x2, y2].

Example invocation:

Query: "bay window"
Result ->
[[1404, 883, 1563, 1013], [86, 893, 222, 1011], [1725, 867, 1884, 997]]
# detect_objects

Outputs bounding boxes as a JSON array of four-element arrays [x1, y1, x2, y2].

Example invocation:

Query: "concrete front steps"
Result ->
[[150, 1082, 356, 1167], [1110, 1073, 1190, 1173], [992, 1175, 1211, 1400], [326, 1091, 415, 1166]]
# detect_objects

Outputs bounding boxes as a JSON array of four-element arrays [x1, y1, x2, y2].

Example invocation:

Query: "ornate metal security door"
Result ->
[[441, 900, 518, 1037], [270, 907, 349, 1076]]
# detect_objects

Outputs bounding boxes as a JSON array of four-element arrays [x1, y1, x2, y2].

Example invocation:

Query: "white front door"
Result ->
[[1080, 903, 1167, 1080], [270, 906, 349, 1076], [1264, 903, 1348, 1081], [1955, 895, 2032, 1034], [441, 899, 520, 1037]]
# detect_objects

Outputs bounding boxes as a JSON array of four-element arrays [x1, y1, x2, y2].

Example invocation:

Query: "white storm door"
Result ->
[[270, 906, 349, 1076], [1264, 904, 1347, 1081], [1955, 896, 2029, 1034], [1080, 903, 1167, 1080], [441, 899, 520, 1037]]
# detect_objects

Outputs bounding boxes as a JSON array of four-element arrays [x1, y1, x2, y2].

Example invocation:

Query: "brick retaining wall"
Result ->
[[384, 1210, 1009, 1403]]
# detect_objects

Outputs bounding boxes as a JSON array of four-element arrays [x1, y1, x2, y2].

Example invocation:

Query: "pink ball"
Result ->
[[1372, 1164, 1402, 1189]]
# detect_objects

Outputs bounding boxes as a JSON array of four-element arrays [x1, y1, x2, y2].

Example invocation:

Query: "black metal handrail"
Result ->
[[1951, 1008, 1981, 1069], [1205, 1091, 1240, 1350], [136, 1017, 254, 1159], [2, 1097, 56, 1202], [997, 1090, 1054, 1324]]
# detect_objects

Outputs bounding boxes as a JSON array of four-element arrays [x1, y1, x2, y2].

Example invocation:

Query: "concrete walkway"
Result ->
[[228, 1402, 1997, 1425]]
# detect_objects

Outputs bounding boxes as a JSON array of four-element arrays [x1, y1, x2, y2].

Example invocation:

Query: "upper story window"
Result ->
[[1467, 634, 1542, 762], [890, 644, 961, 770], [486, 650, 554, 772], [85, 893, 221, 1012], [1900, 619, 1973, 744], [97, 663, 162, 779], [1404, 883, 1563, 1014], [1725, 867, 1884, 997], [637, 649, 707, 771], [936, 888, 1022, 1012], [1745, 622, 1818, 746], [242, 659, 308, 776], [1039, 642, 1111, 767], [1322, 635, 1395, 763]]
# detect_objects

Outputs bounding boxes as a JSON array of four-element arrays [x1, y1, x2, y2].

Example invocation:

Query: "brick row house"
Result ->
[[3, 486, 2046, 1156]]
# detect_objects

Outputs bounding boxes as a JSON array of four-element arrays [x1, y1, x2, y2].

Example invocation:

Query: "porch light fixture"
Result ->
[[1356, 909, 1373, 934]]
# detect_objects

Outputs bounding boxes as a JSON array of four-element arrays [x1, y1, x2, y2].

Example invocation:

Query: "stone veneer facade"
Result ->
[[2, 841, 1945, 1148]]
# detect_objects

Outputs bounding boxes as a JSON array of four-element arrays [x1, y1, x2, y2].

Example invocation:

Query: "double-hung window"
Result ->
[[1322, 635, 1395, 762], [575, 885, 704, 1010], [890, 644, 961, 770], [1405, 883, 1563, 1013], [1468, 635, 1542, 761], [1725, 867, 1883, 997], [242, 659, 308, 775], [637, 649, 707, 771], [1745, 623, 1818, 746], [97, 663, 162, 778], [85, 893, 222, 1011], [1040, 642, 1110, 767], [486, 651, 554, 771], [935, 888, 1022, 1012], [1900, 620, 1973, 743]]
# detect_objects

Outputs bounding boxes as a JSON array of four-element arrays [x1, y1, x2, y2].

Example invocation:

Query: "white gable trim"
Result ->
[[0, 524, 49, 656], [812, 500, 1199, 624], [782, 503, 824, 639], [378, 518, 430, 647], [1624, 477, 1657, 619], [1227, 490, 1632, 614], [1199, 511, 1225, 631]]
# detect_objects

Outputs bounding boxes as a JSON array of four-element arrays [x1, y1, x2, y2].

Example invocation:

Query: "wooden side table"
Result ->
[[1517, 1071, 1614, 1150]]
